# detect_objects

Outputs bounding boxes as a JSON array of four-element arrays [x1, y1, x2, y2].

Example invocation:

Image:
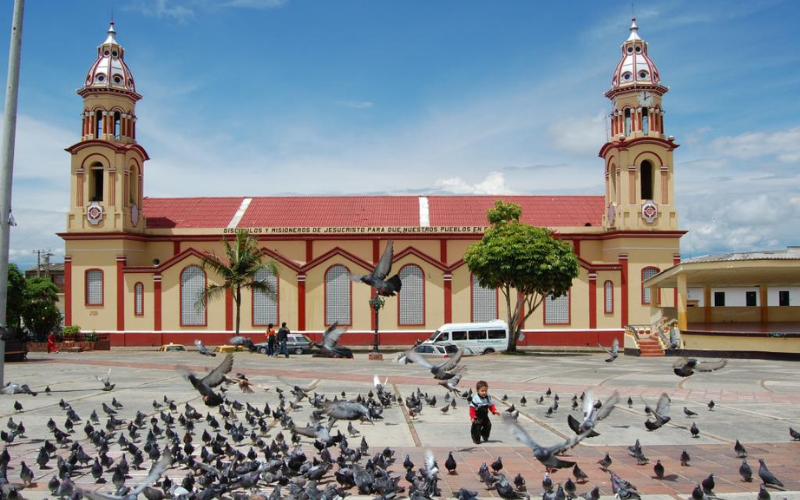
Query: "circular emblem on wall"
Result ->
[[641, 200, 658, 223], [131, 203, 139, 226], [87, 201, 103, 226]]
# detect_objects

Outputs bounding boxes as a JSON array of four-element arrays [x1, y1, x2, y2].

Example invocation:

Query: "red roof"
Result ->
[[428, 196, 603, 227], [143, 195, 604, 230], [144, 197, 245, 229]]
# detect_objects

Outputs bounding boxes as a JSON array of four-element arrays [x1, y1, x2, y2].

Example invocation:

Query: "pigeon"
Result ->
[[653, 460, 664, 479], [758, 459, 784, 488], [633, 447, 649, 465], [181, 353, 234, 407], [581, 486, 600, 500], [520, 395, 527, 406], [680, 449, 691, 466], [405, 347, 467, 380], [644, 393, 671, 431], [739, 459, 753, 482], [504, 414, 590, 472], [76, 450, 172, 500], [313, 322, 353, 358], [790, 427, 800, 440], [320, 400, 372, 423], [701, 474, 715, 495], [598, 337, 619, 362], [352, 240, 402, 296], [572, 463, 588, 483], [445, 452, 457, 474], [734, 439, 747, 458], [193, 339, 216, 357], [96, 369, 116, 391], [707, 400, 715, 411], [13, 401, 22, 412], [564, 477, 577, 498], [690, 422, 700, 438], [673, 358, 727, 377], [228, 336, 257, 352], [627, 397, 633, 408], [758, 484, 771, 500], [683, 407, 698, 417], [597, 452, 612, 471], [692, 484, 711, 500]]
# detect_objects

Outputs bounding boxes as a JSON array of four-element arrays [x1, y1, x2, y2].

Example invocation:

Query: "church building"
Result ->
[[59, 20, 683, 347]]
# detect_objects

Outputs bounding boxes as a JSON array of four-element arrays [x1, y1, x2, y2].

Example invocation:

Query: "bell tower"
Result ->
[[600, 18, 678, 231], [66, 23, 148, 233]]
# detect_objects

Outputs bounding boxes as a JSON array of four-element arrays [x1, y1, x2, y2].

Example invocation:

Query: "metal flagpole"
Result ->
[[0, 0, 26, 387]]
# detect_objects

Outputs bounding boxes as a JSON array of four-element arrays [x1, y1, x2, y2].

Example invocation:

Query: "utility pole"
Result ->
[[34, 249, 40, 277], [0, 0, 26, 387], [43, 250, 52, 279]]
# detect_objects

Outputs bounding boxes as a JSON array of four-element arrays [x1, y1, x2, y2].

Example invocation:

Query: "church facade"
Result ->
[[59, 20, 683, 347]]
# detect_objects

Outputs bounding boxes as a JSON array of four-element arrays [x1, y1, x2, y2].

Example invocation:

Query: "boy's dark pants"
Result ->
[[471, 406, 491, 443]]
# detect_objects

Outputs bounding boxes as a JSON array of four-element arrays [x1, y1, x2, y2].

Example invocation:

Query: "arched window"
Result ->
[[624, 108, 632, 136], [181, 265, 206, 326], [134, 282, 144, 316], [642, 267, 660, 305], [129, 165, 138, 205], [604, 281, 614, 314], [88, 162, 104, 202], [325, 265, 351, 326], [399, 265, 424, 325], [95, 110, 103, 138], [641, 160, 653, 200], [253, 268, 278, 326], [544, 290, 570, 325], [471, 274, 497, 322], [85, 269, 103, 306], [114, 111, 121, 139]]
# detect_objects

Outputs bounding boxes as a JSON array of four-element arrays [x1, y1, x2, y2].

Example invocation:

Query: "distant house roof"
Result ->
[[24, 263, 65, 274], [143, 195, 604, 230], [684, 247, 800, 263]]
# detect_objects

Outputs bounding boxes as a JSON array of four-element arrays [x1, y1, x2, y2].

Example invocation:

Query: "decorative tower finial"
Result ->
[[628, 17, 641, 41]]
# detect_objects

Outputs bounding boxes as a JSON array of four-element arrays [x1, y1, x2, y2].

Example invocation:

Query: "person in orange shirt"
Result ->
[[266, 323, 276, 357]]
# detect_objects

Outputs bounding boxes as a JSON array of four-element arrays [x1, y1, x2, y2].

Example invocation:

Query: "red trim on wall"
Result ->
[[153, 275, 162, 332], [85, 268, 104, 306], [373, 240, 380, 264], [588, 273, 597, 329], [297, 275, 306, 331], [620, 254, 629, 327], [225, 286, 233, 331], [397, 264, 425, 326], [440, 239, 447, 264], [179, 266, 208, 327], [443, 274, 452, 324], [604, 280, 615, 314], [673, 254, 681, 307], [116, 258, 125, 331], [134, 282, 144, 316], [324, 264, 352, 327], [173, 241, 180, 256], [305, 240, 313, 263], [64, 257, 72, 325], [573, 240, 581, 258]]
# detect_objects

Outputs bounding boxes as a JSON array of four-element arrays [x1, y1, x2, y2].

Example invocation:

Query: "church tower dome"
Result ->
[[609, 18, 663, 89], [81, 22, 139, 96]]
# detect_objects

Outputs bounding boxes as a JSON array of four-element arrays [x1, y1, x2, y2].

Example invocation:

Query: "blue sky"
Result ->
[[1, 0, 799, 269]]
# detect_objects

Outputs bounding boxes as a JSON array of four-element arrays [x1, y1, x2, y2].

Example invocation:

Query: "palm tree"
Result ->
[[198, 230, 277, 335]]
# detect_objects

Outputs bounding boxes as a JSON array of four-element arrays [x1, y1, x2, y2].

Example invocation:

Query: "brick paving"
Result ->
[[0, 349, 798, 499]]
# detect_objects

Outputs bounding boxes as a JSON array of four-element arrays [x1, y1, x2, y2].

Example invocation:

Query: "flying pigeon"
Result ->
[[352, 240, 402, 296], [504, 413, 591, 472], [181, 354, 234, 407], [673, 358, 727, 377], [96, 369, 115, 391], [193, 339, 216, 357], [598, 337, 619, 362], [313, 322, 353, 358]]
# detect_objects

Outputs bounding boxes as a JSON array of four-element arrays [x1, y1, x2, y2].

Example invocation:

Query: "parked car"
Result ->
[[255, 333, 314, 355], [157, 343, 186, 352], [411, 342, 470, 359]]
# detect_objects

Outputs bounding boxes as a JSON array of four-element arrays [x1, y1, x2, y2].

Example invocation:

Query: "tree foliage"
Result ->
[[464, 200, 580, 352], [22, 277, 61, 338], [199, 230, 278, 335], [6, 263, 26, 335]]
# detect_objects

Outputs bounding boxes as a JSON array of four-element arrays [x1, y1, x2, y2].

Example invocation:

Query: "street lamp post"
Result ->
[[368, 295, 385, 360]]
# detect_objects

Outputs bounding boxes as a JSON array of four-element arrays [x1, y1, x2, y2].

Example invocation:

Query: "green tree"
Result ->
[[6, 264, 26, 335], [464, 200, 580, 352], [199, 230, 278, 335], [22, 277, 61, 339]]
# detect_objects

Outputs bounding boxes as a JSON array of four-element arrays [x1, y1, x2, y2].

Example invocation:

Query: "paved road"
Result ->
[[1, 349, 798, 499]]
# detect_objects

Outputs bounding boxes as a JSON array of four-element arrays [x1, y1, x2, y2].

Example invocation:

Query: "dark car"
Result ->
[[255, 333, 314, 355]]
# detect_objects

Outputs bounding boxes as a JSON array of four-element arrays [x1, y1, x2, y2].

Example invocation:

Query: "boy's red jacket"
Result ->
[[469, 393, 497, 419]]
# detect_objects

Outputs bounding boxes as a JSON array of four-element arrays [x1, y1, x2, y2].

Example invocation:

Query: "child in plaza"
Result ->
[[469, 380, 500, 444]]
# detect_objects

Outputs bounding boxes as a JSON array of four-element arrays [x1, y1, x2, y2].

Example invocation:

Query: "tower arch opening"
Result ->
[[88, 162, 104, 202], [640, 160, 653, 200], [95, 110, 103, 139]]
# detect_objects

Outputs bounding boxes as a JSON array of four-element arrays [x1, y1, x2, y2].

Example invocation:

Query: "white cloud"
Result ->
[[127, 0, 285, 20], [334, 100, 374, 109], [546, 112, 607, 155], [711, 127, 800, 163], [434, 172, 514, 195]]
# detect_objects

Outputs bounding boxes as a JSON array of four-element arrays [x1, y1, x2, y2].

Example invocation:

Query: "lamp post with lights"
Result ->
[[368, 295, 385, 360]]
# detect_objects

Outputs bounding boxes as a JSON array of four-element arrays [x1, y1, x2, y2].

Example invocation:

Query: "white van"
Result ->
[[423, 320, 509, 355]]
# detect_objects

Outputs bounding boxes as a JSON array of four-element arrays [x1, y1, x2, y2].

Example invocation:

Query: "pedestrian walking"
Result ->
[[47, 331, 59, 354], [277, 322, 290, 358], [266, 323, 276, 357]]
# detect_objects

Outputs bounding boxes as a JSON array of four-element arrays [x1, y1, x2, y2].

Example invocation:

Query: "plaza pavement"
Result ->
[[1, 347, 799, 499]]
